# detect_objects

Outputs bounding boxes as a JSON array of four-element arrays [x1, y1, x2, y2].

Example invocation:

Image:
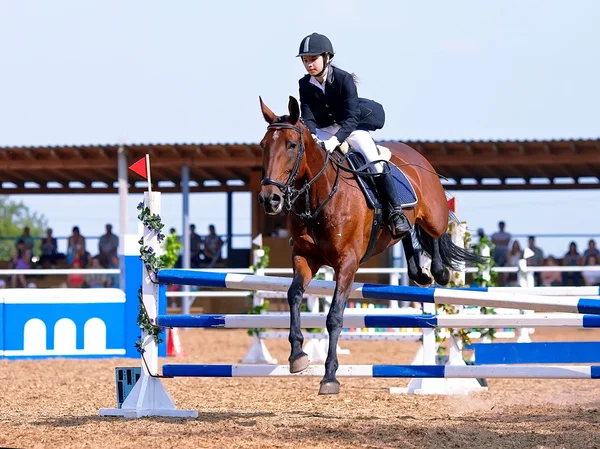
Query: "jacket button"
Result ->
[[325, 104, 329, 108], [328, 113, 333, 116]]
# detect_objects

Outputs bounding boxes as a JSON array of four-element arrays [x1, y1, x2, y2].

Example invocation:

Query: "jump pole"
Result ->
[[157, 270, 600, 315]]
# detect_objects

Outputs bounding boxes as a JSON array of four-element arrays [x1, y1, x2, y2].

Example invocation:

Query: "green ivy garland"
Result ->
[[134, 201, 167, 353]]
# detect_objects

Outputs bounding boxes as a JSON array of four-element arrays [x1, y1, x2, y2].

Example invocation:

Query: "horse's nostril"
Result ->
[[269, 194, 282, 207]]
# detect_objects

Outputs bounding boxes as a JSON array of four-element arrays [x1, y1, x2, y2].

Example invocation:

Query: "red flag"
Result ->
[[129, 157, 148, 179], [447, 197, 456, 212]]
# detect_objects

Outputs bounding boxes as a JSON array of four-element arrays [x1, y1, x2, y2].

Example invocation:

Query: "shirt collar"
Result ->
[[309, 66, 331, 93]]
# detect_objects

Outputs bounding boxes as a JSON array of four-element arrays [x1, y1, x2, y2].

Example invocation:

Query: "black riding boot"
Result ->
[[375, 168, 411, 238]]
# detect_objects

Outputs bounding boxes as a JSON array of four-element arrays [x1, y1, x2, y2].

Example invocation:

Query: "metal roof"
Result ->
[[0, 138, 598, 194]]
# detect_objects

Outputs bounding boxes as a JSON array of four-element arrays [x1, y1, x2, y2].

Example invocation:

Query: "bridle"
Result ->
[[260, 122, 341, 222]]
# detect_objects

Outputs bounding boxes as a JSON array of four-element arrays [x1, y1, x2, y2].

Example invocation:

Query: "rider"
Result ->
[[296, 32, 411, 236]]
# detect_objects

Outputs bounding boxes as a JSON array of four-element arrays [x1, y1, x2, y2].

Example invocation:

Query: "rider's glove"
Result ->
[[323, 136, 340, 153]]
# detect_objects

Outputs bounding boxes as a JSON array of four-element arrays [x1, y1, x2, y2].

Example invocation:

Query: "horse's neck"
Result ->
[[298, 141, 340, 212]]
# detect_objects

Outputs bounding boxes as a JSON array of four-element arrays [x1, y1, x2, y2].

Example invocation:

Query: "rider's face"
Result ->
[[302, 55, 324, 76]]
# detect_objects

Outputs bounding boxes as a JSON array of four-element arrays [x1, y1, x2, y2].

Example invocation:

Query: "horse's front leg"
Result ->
[[319, 257, 358, 395], [288, 253, 320, 373]]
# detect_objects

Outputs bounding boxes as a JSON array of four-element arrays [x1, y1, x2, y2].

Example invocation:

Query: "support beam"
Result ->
[[181, 165, 191, 314], [117, 143, 128, 290], [226, 191, 233, 263]]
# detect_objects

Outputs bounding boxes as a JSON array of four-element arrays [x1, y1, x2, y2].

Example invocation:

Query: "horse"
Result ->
[[257, 96, 484, 395]]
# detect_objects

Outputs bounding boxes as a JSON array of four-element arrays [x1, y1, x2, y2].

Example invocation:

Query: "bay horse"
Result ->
[[258, 96, 484, 395]]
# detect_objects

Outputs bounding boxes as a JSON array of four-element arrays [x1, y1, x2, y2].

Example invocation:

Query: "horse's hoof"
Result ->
[[289, 354, 309, 373], [318, 381, 340, 395], [415, 267, 433, 287]]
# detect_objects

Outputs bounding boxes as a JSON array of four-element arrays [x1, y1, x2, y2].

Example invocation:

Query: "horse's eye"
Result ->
[[287, 141, 297, 150], [260, 141, 265, 149]]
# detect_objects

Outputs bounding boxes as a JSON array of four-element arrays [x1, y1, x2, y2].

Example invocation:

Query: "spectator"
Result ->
[[584, 239, 598, 259], [68, 257, 85, 288], [526, 236, 544, 286], [491, 221, 511, 267], [39, 228, 62, 268], [98, 224, 119, 267], [189, 224, 203, 268], [203, 224, 224, 266], [0, 279, 5, 289], [540, 256, 563, 286], [67, 226, 86, 265], [506, 240, 523, 286], [11, 239, 31, 288], [18, 226, 35, 253], [562, 241, 582, 286], [84, 257, 109, 288], [583, 255, 600, 286]]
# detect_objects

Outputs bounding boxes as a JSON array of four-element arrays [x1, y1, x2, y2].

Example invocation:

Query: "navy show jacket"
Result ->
[[298, 65, 385, 143]]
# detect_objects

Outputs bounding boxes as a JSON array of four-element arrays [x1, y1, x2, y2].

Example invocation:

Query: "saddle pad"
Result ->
[[346, 152, 418, 209]]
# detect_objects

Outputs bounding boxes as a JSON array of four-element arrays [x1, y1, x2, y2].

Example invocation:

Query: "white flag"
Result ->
[[252, 233, 263, 248]]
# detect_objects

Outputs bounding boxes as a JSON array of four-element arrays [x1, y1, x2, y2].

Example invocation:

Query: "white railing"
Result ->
[[0, 268, 119, 276]]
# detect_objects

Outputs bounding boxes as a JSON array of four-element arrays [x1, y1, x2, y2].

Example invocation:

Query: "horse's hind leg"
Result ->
[[431, 238, 450, 285], [288, 253, 320, 373], [402, 235, 433, 287]]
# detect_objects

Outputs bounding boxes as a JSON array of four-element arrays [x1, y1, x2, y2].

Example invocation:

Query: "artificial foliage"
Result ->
[[435, 223, 499, 355], [134, 201, 167, 353]]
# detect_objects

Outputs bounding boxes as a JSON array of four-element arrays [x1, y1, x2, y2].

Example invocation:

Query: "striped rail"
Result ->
[[157, 270, 600, 314]]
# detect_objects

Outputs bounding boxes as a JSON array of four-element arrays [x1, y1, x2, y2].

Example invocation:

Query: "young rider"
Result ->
[[297, 32, 411, 236]]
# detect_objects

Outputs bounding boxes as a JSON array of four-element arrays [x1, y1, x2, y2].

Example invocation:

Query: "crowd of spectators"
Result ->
[[5, 224, 120, 288], [487, 221, 599, 287], [174, 223, 225, 269], [3, 218, 598, 289]]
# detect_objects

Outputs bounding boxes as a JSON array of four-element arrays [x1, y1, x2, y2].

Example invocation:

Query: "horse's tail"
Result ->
[[414, 224, 486, 271]]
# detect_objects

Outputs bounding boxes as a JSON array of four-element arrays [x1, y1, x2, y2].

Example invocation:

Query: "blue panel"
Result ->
[[157, 270, 227, 288], [469, 342, 600, 365], [373, 365, 446, 378], [577, 298, 600, 315], [3, 302, 125, 351], [364, 314, 437, 329], [0, 300, 4, 357], [360, 284, 436, 302], [157, 314, 226, 328], [124, 254, 143, 358], [158, 284, 167, 357], [582, 315, 600, 328], [591, 366, 600, 379], [163, 364, 233, 377]]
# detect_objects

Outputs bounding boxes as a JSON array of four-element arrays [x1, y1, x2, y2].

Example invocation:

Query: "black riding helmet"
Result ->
[[297, 33, 334, 58]]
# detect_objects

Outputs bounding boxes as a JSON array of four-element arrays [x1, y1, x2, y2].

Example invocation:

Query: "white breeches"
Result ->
[[316, 124, 385, 173]]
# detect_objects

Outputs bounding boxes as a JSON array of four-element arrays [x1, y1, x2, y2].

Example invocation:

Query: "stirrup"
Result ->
[[389, 210, 411, 237]]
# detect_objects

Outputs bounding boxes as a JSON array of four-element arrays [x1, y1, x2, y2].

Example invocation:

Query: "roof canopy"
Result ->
[[0, 138, 598, 194]]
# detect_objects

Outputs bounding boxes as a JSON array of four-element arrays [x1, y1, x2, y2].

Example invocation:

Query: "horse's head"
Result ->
[[258, 96, 307, 215]]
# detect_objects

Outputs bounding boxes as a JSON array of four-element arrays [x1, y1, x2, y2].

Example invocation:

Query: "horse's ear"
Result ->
[[259, 96, 276, 124], [288, 96, 300, 124]]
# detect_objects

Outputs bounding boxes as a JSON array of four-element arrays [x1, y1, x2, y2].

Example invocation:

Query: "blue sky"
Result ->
[[1, 1, 598, 257]]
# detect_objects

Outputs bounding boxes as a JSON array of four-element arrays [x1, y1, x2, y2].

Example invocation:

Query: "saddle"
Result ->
[[345, 147, 418, 263]]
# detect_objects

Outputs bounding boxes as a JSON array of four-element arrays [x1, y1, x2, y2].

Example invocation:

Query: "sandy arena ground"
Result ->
[[2, 328, 600, 449]]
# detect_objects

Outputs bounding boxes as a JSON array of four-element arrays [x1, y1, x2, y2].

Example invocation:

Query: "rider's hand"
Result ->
[[323, 136, 340, 153]]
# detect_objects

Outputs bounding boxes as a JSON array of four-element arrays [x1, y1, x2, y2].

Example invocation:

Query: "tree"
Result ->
[[0, 197, 48, 261]]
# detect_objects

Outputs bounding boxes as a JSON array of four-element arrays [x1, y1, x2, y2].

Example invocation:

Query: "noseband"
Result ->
[[261, 122, 340, 222]]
